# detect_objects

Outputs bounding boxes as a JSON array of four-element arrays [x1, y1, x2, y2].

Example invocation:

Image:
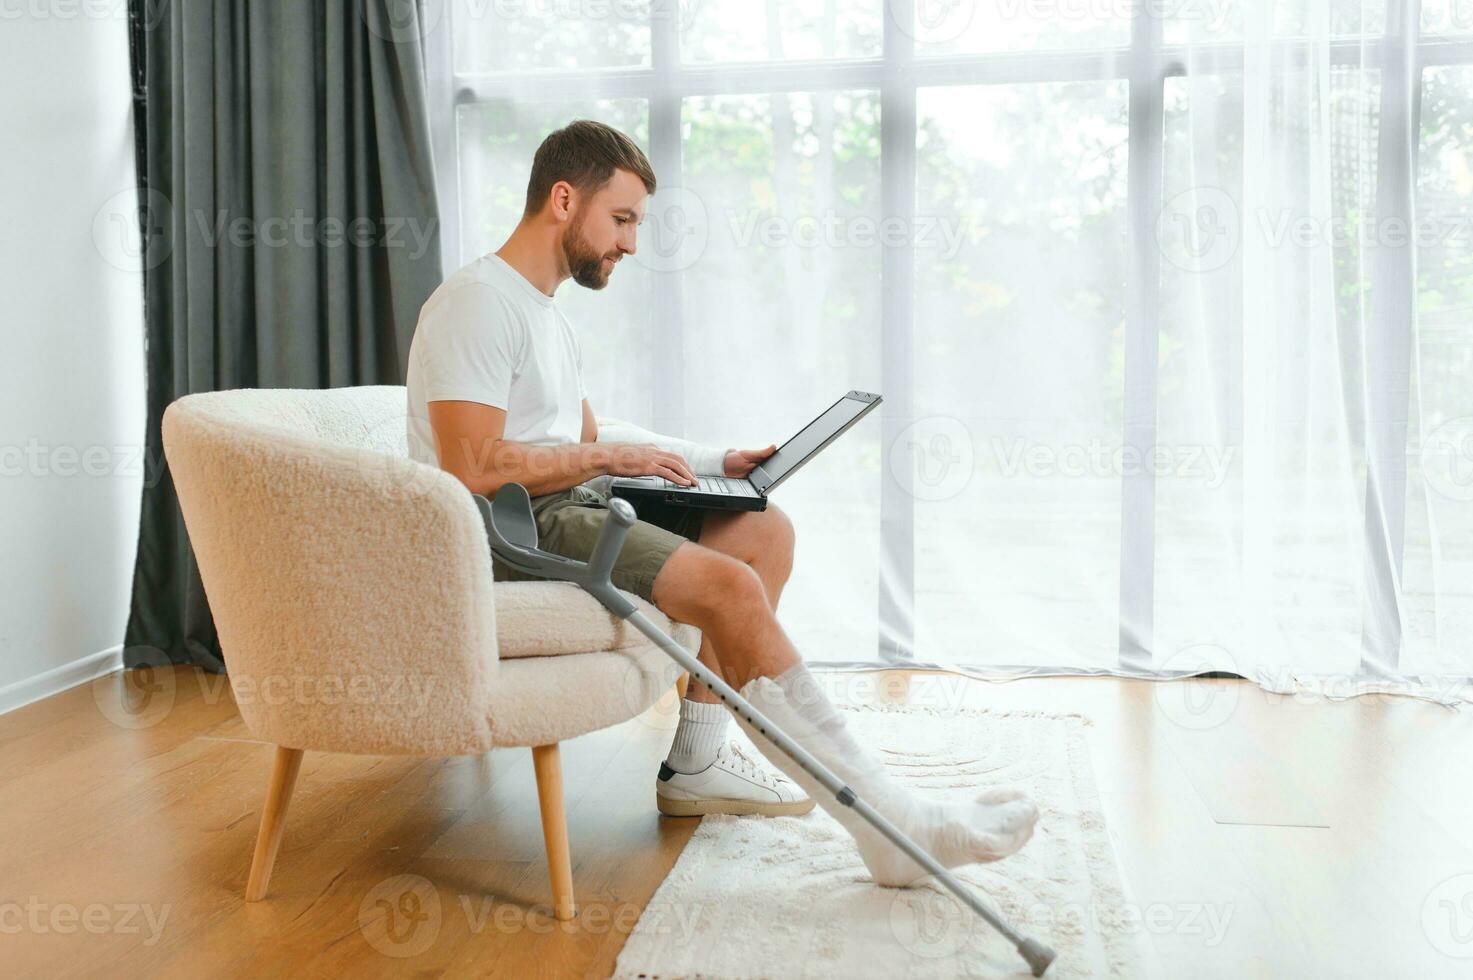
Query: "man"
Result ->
[[406, 120, 1039, 886]]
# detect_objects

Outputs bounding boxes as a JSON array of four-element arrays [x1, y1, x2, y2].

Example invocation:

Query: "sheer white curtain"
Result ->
[[425, 0, 1473, 701], [1154, 0, 1473, 700]]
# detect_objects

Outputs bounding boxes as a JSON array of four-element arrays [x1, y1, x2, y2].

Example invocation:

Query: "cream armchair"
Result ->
[[162, 385, 700, 919]]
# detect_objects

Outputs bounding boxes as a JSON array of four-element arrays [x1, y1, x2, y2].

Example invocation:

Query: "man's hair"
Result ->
[[523, 119, 657, 218]]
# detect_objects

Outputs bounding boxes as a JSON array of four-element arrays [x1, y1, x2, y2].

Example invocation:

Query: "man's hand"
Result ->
[[602, 442, 698, 486], [724, 444, 777, 478]]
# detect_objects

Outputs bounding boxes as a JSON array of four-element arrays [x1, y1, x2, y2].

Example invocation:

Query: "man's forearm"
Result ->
[[442, 437, 611, 498]]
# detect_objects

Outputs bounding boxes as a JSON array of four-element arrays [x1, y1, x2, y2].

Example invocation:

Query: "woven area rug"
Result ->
[[612, 704, 1144, 979]]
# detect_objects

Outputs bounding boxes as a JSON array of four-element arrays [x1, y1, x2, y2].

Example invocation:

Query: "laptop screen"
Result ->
[[751, 391, 882, 494]]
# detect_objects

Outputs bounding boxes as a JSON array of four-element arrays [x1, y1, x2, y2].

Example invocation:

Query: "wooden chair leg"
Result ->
[[675, 671, 690, 700], [245, 745, 305, 902], [531, 743, 576, 921]]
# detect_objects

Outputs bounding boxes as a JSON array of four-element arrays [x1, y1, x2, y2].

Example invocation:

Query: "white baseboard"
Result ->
[[0, 645, 125, 717]]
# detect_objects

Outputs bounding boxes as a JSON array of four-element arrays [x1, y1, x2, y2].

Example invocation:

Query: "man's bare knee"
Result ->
[[652, 544, 768, 623], [693, 554, 770, 622], [651, 542, 799, 687]]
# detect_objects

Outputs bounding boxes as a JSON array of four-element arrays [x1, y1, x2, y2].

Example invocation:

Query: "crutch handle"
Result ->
[[588, 496, 637, 584], [475, 483, 569, 577]]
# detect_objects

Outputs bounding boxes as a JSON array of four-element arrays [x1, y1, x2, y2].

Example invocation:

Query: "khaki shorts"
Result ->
[[489, 484, 706, 601]]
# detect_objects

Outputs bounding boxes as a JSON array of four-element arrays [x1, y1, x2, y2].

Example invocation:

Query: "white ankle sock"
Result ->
[[664, 696, 729, 774], [728, 663, 1040, 886]]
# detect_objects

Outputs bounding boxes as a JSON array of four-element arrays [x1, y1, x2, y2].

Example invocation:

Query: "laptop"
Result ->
[[608, 390, 882, 512]]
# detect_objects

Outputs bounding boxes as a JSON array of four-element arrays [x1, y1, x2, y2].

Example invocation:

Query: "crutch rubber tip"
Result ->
[[1019, 938, 1056, 977]]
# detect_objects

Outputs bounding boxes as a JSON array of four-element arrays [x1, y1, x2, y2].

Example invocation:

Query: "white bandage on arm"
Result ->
[[595, 417, 728, 476]]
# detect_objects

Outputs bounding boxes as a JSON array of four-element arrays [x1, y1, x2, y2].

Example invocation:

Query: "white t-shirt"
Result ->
[[405, 253, 587, 468]]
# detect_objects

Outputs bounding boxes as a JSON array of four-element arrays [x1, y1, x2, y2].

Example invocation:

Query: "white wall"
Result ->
[[0, 7, 146, 709]]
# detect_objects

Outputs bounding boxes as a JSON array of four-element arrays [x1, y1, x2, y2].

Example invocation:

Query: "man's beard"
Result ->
[[562, 216, 618, 290]]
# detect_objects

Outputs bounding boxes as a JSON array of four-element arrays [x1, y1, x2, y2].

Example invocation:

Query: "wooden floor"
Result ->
[[2, 666, 1470, 978]]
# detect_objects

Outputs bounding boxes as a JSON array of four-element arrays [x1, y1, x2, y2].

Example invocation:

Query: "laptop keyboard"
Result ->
[[662, 476, 758, 496]]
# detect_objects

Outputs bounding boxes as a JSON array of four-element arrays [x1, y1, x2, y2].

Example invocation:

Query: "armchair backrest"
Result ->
[[162, 386, 499, 755]]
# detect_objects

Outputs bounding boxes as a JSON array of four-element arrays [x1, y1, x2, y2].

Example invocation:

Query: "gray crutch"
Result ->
[[473, 483, 1057, 977]]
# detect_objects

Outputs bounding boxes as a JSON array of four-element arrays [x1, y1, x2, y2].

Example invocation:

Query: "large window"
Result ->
[[428, 2, 1473, 682]]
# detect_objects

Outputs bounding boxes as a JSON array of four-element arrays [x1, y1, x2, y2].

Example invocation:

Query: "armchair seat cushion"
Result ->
[[493, 581, 699, 660], [488, 640, 696, 747]]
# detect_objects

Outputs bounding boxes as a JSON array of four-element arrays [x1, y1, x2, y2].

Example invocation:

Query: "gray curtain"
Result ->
[[124, 0, 444, 671]]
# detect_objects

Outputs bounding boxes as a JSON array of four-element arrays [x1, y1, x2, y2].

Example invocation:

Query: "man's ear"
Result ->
[[549, 181, 575, 221]]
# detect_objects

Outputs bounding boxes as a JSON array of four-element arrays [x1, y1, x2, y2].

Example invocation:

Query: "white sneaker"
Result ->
[[656, 740, 816, 817]]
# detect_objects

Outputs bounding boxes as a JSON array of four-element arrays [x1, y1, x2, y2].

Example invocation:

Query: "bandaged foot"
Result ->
[[727, 663, 1039, 887]]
